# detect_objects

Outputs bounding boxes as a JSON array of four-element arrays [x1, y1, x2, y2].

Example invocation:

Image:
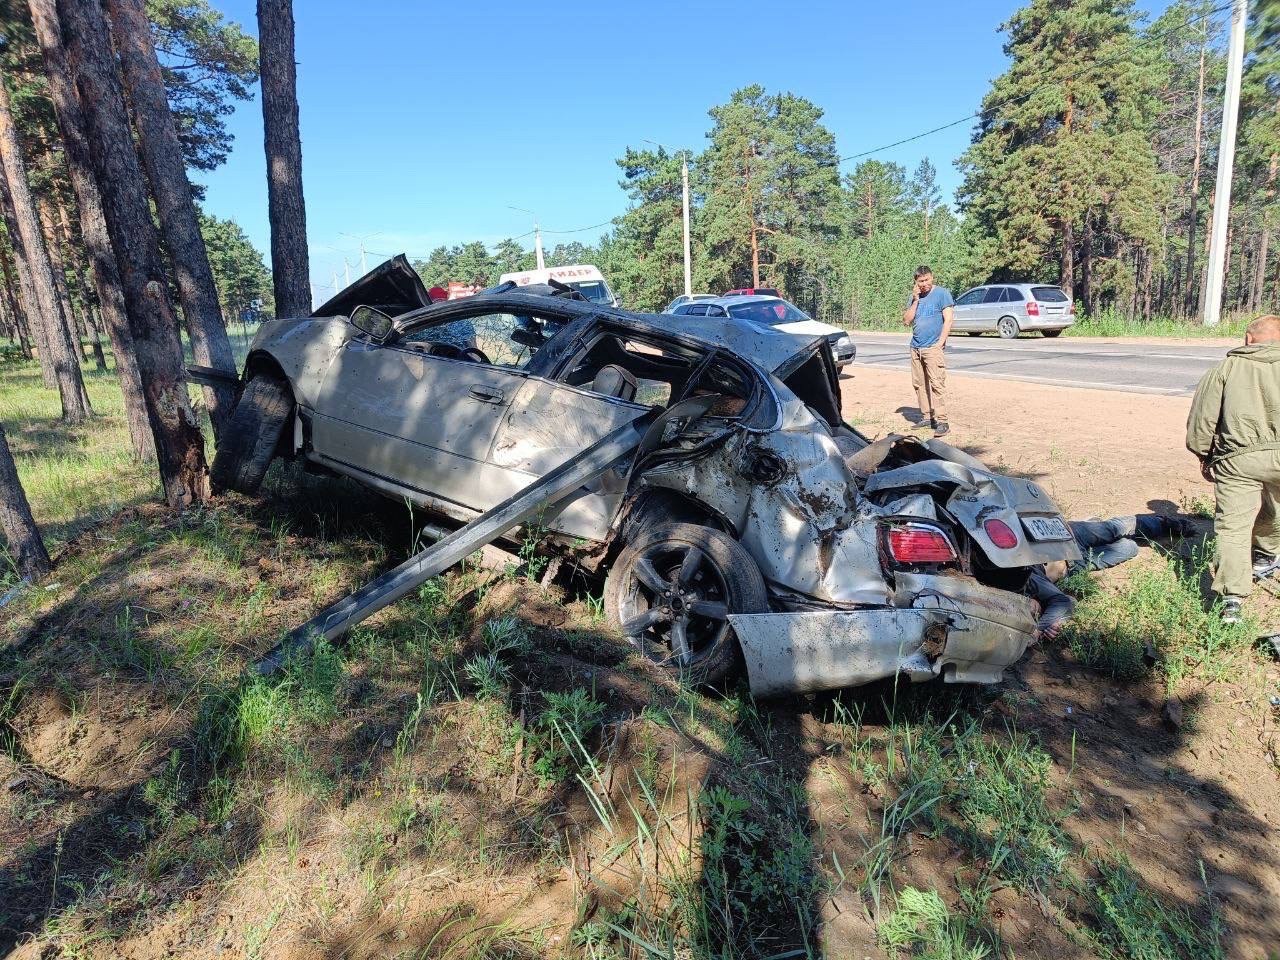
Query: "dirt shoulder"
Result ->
[[851, 330, 1239, 349], [840, 365, 1206, 518]]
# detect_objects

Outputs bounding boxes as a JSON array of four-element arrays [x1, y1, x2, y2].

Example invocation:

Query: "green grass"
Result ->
[[1086, 855, 1224, 960], [1063, 308, 1250, 340], [1062, 544, 1255, 687], [878, 887, 991, 960]]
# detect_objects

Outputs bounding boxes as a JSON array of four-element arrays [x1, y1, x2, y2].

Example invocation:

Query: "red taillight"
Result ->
[[1025, 300, 1040, 317], [1068, 299, 1076, 314], [887, 524, 957, 564], [984, 518, 1019, 549]]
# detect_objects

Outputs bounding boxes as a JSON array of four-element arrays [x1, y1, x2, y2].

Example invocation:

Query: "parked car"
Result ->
[[951, 283, 1075, 338], [671, 294, 857, 368], [663, 293, 718, 313], [724, 286, 780, 297], [204, 255, 1079, 697]]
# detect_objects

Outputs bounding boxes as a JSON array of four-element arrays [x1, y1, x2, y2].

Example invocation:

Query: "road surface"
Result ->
[[849, 333, 1227, 396]]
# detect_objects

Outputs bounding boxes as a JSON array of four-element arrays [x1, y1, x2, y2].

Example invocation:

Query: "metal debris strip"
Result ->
[[253, 414, 655, 676]]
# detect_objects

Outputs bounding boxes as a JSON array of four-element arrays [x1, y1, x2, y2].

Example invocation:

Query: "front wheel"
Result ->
[[605, 523, 767, 685], [210, 375, 294, 494], [997, 316, 1020, 339]]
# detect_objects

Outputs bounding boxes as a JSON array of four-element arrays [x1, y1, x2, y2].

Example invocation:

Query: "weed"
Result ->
[[464, 652, 511, 700], [1085, 855, 1224, 960], [532, 688, 606, 786], [141, 750, 186, 828], [877, 887, 991, 960]]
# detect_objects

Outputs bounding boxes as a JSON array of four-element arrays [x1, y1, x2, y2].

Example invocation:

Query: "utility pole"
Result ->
[[331, 269, 339, 296], [681, 152, 692, 296], [343, 258, 351, 286], [1203, 0, 1247, 327], [510, 206, 544, 270]]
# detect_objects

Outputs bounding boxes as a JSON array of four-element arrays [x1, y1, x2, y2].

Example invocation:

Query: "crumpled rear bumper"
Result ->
[[729, 573, 1036, 697]]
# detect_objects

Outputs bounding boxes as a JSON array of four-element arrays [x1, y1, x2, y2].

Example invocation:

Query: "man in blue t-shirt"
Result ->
[[902, 265, 955, 436]]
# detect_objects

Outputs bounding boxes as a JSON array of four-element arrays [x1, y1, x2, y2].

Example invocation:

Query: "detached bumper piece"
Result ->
[[730, 573, 1037, 697]]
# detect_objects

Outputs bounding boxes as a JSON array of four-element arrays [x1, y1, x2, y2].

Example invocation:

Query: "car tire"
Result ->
[[210, 374, 294, 494], [997, 316, 1020, 339], [1041, 329, 1063, 338], [605, 522, 767, 686]]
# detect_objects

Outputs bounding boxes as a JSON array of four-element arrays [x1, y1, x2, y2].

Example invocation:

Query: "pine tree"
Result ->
[[0, 421, 50, 581]]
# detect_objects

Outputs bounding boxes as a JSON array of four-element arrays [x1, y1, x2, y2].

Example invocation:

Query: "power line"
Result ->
[[834, 0, 1232, 165], [541, 218, 616, 235]]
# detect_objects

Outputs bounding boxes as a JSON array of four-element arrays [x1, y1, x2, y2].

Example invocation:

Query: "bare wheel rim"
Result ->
[[617, 540, 731, 668]]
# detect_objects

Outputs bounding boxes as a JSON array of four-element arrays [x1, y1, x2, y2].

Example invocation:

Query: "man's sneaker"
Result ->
[[1220, 596, 1244, 625], [1253, 553, 1280, 581], [934, 421, 951, 437]]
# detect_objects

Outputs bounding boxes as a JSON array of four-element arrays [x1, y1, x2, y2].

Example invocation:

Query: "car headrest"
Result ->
[[591, 364, 638, 402]]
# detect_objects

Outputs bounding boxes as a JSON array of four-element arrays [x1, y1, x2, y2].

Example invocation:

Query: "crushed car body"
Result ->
[[203, 255, 1081, 696]]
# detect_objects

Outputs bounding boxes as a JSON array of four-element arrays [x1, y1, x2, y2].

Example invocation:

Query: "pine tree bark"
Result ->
[[36, 193, 97, 406], [0, 252, 33, 359], [0, 422, 51, 581], [1184, 32, 1207, 317], [257, 0, 312, 318], [55, 0, 209, 508], [1080, 215, 1093, 314], [1, 179, 56, 388], [0, 79, 91, 423], [1254, 154, 1277, 313], [1060, 221, 1074, 302], [103, 0, 237, 436], [29, 0, 155, 461]]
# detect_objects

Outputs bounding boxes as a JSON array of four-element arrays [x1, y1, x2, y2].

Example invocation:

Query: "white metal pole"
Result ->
[[1203, 0, 1247, 327], [331, 270, 339, 295], [535, 223, 545, 271], [344, 259, 351, 286], [359, 241, 367, 274], [681, 154, 692, 297]]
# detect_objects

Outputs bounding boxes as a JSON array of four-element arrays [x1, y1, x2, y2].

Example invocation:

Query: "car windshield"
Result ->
[[1032, 286, 1069, 302], [727, 299, 810, 325], [569, 280, 612, 304]]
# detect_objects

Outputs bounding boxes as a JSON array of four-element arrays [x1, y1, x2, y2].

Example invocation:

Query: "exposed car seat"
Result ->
[[591, 363, 638, 402]]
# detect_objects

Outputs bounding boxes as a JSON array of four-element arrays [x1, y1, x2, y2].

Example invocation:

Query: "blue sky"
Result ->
[[197, 0, 1172, 302]]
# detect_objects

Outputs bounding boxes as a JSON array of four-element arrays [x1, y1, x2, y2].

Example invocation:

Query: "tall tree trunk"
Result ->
[[1198, 187, 1215, 319], [1184, 31, 1207, 316], [257, 0, 312, 318], [29, 0, 155, 461], [0, 252, 33, 359], [56, 0, 209, 508], [1254, 154, 1277, 313], [1060, 221, 1075, 301], [1, 175, 55, 387], [104, 0, 237, 437], [53, 197, 106, 369], [1080, 214, 1093, 315], [0, 79, 91, 423], [0, 422, 51, 581], [37, 194, 97, 406]]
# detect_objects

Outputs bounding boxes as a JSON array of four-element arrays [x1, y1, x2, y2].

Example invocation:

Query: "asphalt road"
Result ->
[[849, 333, 1229, 396]]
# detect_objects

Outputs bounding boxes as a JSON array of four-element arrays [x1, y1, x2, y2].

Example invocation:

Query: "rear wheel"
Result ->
[[605, 523, 767, 685], [1041, 329, 1063, 338], [210, 375, 294, 494], [997, 316, 1020, 339]]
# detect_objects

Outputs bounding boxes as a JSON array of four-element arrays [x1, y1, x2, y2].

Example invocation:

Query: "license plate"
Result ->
[[1023, 516, 1072, 542]]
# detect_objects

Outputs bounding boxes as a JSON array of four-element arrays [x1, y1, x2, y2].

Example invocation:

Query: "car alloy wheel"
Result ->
[[605, 523, 767, 684], [997, 316, 1020, 339]]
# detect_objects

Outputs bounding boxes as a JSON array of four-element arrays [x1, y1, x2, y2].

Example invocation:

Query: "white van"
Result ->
[[498, 265, 619, 307]]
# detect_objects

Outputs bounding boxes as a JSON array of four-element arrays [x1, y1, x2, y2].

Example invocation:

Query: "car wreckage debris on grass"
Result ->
[[191, 255, 1082, 694]]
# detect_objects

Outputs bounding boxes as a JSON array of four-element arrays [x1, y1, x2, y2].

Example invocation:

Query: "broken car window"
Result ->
[[401, 312, 540, 368]]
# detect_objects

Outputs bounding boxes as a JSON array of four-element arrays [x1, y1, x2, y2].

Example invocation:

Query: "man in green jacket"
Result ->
[[1186, 314, 1280, 624]]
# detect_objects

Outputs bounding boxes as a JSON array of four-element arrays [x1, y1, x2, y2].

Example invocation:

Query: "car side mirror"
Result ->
[[350, 304, 394, 340]]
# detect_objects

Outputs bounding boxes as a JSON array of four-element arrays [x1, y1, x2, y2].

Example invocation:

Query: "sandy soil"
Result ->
[[839, 366, 1206, 519]]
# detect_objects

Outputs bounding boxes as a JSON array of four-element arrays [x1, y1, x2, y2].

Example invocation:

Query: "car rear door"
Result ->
[[1031, 286, 1071, 325]]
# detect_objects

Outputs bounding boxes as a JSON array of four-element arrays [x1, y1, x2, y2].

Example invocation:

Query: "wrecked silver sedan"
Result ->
[[207, 256, 1080, 696]]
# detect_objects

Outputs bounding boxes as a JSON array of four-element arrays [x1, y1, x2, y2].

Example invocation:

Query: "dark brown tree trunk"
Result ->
[[0, 79, 91, 423], [0, 421, 50, 580], [0, 252, 33, 359], [1, 182, 57, 388], [36, 193, 96, 407], [258, 0, 312, 318], [1080, 215, 1093, 315], [1184, 33, 1207, 316], [53, 197, 107, 369], [1060, 221, 1075, 302], [29, 0, 155, 461], [0, 422, 51, 581], [1254, 155, 1277, 313], [103, 0, 237, 436], [56, 0, 209, 507]]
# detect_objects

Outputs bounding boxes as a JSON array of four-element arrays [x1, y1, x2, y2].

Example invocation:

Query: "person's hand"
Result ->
[[1200, 459, 1215, 483]]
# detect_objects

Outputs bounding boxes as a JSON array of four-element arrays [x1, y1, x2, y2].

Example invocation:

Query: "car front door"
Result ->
[[951, 287, 986, 330], [310, 309, 546, 512]]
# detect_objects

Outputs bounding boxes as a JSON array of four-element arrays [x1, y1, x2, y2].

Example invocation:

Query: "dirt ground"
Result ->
[[840, 366, 1206, 519], [2, 371, 1278, 958]]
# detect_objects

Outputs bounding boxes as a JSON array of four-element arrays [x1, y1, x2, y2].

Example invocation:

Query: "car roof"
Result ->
[[967, 282, 1061, 290], [396, 290, 820, 374], [684, 294, 788, 308]]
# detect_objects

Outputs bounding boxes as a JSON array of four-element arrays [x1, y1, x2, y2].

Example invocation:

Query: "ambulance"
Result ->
[[497, 265, 619, 307]]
